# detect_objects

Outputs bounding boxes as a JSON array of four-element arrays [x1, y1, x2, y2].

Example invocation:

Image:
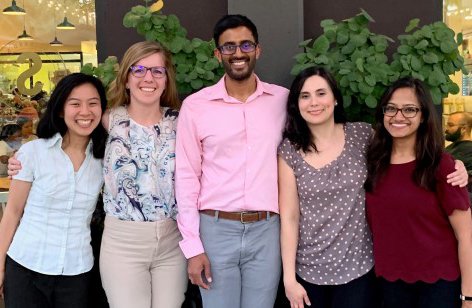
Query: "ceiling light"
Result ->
[[18, 29, 33, 40], [57, 16, 75, 29], [3, 0, 26, 15], [50, 37, 63, 46]]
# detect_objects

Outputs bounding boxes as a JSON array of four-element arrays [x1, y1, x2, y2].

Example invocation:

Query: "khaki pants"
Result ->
[[100, 216, 187, 308]]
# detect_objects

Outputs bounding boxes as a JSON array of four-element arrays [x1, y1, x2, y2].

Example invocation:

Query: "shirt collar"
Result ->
[[45, 132, 93, 154], [207, 74, 276, 103]]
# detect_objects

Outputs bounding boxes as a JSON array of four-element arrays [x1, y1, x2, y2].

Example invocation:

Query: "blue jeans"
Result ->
[[199, 212, 281, 308]]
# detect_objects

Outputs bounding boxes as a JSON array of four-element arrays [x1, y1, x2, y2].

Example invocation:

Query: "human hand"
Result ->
[[284, 280, 311, 307], [462, 300, 472, 308], [447, 160, 468, 187], [7, 154, 21, 180], [188, 253, 212, 290]]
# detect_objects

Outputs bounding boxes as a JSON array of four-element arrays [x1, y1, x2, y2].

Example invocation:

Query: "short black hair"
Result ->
[[0, 124, 20, 141], [213, 14, 259, 46], [283, 66, 346, 153], [36, 73, 108, 159]]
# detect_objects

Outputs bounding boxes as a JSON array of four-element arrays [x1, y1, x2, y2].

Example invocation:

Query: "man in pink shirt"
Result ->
[[175, 14, 289, 308]]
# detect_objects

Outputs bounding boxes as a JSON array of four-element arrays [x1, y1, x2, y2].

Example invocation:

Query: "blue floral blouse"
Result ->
[[103, 106, 178, 221]]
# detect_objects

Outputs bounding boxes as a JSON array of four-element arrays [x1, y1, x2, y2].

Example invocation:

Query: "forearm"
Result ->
[[281, 214, 299, 284], [0, 206, 24, 270], [458, 234, 472, 296]]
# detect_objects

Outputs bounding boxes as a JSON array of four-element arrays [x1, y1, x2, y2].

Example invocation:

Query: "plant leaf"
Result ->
[[410, 55, 422, 71], [298, 39, 312, 48], [312, 35, 330, 54], [337, 31, 350, 45], [365, 94, 377, 108], [405, 18, 420, 32], [457, 32, 464, 45], [440, 41, 456, 54], [359, 8, 375, 22], [320, 19, 336, 28], [365, 75, 376, 86], [448, 82, 460, 94], [423, 52, 439, 64], [414, 40, 428, 49], [429, 87, 442, 104], [190, 79, 203, 90]]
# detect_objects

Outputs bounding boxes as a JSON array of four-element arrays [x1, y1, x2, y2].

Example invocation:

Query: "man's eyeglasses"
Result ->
[[383, 105, 420, 118], [129, 65, 167, 78], [217, 42, 257, 55]]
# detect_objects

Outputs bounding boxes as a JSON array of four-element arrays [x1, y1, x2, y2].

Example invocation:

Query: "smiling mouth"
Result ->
[[77, 119, 93, 128], [390, 123, 408, 128], [308, 110, 323, 115], [230, 57, 249, 67], [140, 87, 156, 92]]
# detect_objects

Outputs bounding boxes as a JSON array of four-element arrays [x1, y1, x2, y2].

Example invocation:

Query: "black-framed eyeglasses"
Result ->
[[217, 42, 257, 55], [382, 105, 421, 118], [129, 65, 167, 78]]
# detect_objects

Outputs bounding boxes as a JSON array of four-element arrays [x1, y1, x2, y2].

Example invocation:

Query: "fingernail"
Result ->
[[208, 277, 212, 282]]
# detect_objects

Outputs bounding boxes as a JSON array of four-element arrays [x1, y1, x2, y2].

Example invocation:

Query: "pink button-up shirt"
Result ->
[[175, 75, 289, 258]]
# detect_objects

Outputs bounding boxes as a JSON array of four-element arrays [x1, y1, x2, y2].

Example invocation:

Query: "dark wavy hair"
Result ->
[[365, 76, 444, 192], [36, 73, 108, 159], [213, 14, 258, 45], [282, 66, 346, 153]]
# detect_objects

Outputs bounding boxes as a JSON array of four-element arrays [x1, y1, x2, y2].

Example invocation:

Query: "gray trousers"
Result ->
[[199, 212, 281, 308]]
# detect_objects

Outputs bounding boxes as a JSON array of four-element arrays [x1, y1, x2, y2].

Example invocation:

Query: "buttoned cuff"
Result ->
[[179, 237, 205, 259]]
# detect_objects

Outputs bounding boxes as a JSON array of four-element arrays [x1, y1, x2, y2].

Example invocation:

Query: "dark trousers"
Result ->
[[297, 268, 380, 308], [380, 277, 461, 308], [4, 256, 91, 308]]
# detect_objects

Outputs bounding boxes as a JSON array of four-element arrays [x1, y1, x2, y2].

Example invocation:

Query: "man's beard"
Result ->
[[446, 128, 462, 142], [222, 56, 256, 81]]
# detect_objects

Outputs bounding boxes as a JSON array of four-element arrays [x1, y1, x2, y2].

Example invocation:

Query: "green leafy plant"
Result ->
[[392, 19, 466, 104], [81, 56, 119, 92], [82, 1, 224, 96], [292, 9, 467, 123]]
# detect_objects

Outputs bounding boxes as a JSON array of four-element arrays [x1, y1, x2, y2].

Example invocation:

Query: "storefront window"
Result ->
[[442, 1, 472, 145], [0, 0, 97, 189]]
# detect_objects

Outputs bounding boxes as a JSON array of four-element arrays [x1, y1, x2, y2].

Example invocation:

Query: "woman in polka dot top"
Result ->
[[277, 67, 467, 308]]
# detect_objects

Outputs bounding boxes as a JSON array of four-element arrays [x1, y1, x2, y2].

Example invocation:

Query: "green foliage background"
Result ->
[[82, 0, 224, 96], [292, 10, 467, 123]]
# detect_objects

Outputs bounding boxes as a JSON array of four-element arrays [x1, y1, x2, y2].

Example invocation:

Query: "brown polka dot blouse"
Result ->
[[278, 122, 374, 285]]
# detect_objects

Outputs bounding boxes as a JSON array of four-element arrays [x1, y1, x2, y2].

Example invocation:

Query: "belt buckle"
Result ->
[[240, 211, 253, 224]]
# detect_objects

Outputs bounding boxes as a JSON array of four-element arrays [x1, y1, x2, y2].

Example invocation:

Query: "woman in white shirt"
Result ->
[[0, 73, 108, 308]]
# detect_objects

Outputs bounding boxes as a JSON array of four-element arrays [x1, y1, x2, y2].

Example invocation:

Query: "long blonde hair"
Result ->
[[108, 41, 180, 109]]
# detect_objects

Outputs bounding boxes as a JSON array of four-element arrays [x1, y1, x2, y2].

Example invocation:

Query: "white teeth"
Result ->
[[141, 87, 155, 92], [391, 123, 407, 127], [309, 110, 323, 115], [232, 61, 245, 66], [77, 120, 92, 127]]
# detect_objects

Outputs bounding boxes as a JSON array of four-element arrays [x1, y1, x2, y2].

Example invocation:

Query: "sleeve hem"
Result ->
[[179, 238, 205, 259]]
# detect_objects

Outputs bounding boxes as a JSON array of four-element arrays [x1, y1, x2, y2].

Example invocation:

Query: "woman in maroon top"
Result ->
[[365, 77, 472, 308]]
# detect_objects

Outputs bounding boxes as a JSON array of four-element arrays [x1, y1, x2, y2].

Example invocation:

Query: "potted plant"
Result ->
[[82, 0, 224, 97], [291, 9, 467, 123]]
